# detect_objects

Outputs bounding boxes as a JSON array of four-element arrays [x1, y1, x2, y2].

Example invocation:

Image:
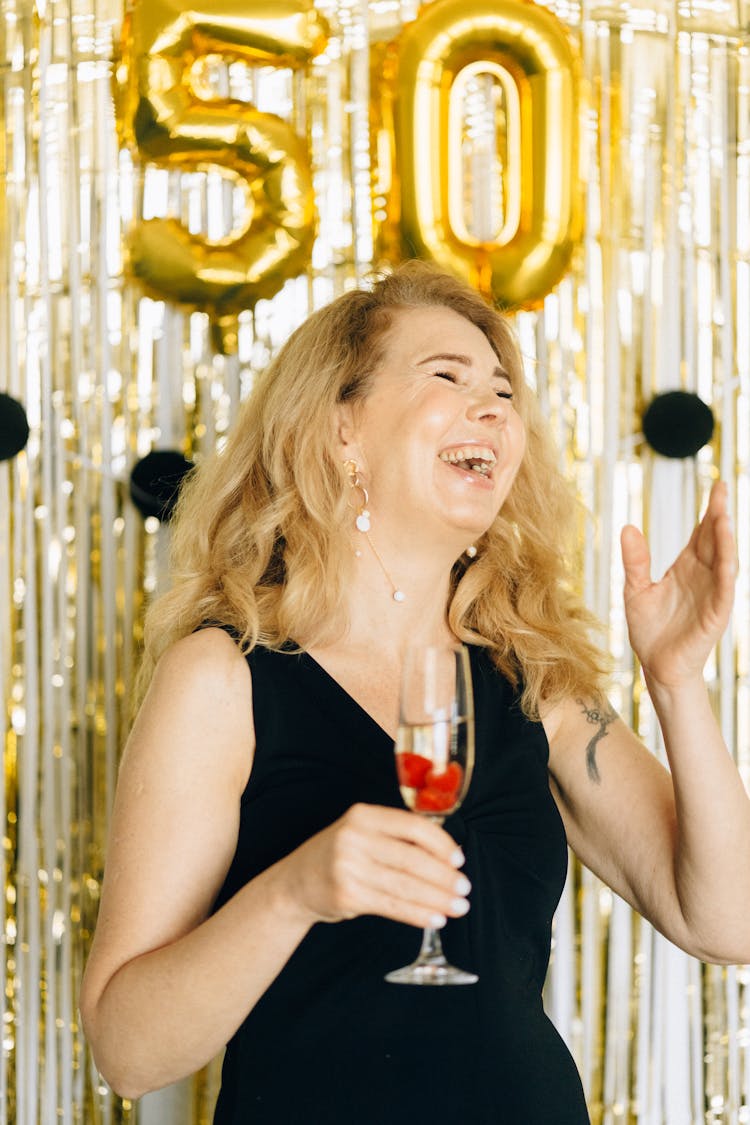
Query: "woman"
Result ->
[[80, 262, 749, 1123]]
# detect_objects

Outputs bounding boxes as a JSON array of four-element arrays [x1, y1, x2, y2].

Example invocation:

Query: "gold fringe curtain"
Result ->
[[0, 1, 748, 1121]]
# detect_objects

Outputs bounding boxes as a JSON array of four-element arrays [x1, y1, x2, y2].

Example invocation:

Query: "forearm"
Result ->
[[648, 673, 750, 962], [82, 861, 313, 1099]]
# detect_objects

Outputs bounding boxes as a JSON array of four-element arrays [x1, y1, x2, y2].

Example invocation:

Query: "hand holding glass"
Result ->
[[386, 644, 477, 985]]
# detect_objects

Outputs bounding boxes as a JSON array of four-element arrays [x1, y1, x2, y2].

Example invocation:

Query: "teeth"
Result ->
[[439, 446, 496, 463], [439, 446, 496, 476]]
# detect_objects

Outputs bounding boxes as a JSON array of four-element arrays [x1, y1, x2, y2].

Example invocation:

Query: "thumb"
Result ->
[[621, 524, 652, 595]]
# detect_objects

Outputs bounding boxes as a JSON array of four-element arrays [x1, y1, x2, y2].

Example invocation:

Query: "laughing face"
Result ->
[[338, 305, 527, 550]]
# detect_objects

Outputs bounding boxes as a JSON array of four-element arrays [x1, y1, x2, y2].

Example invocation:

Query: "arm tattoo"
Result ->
[[576, 698, 617, 784]]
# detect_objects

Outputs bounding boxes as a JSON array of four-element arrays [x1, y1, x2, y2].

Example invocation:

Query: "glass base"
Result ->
[[385, 958, 478, 986]]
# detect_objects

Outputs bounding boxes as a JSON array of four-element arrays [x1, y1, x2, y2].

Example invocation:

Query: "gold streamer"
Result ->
[[0, 1, 748, 1121]]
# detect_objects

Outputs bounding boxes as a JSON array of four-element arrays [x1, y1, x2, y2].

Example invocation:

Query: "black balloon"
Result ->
[[0, 392, 30, 462], [129, 449, 194, 522], [642, 390, 715, 459]]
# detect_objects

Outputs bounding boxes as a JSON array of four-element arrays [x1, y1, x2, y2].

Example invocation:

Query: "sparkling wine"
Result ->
[[395, 717, 473, 817]]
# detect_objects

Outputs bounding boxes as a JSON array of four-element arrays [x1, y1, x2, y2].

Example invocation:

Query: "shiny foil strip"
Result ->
[[0, 0, 748, 1121]]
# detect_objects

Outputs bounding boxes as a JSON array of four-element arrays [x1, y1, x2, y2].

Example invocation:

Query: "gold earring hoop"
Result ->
[[343, 459, 371, 532]]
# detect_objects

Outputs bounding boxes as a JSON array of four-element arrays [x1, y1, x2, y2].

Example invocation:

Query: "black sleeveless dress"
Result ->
[[212, 645, 590, 1124]]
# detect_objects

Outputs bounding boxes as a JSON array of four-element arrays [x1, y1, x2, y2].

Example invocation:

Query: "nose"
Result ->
[[466, 387, 507, 426]]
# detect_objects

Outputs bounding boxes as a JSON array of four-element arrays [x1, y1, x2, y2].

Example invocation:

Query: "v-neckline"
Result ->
[[300, 651, 397, 744]]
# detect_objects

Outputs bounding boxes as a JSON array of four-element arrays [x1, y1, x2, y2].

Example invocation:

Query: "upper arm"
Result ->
[[81, 628, 254, 1013], [545, 696, 692, 949]]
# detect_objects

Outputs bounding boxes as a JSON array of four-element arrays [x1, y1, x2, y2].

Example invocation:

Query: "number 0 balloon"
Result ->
[[373, 0, 581, 308]]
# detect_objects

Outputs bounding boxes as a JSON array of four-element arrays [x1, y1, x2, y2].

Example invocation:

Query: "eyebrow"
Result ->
[[415, 352, 511, 383]]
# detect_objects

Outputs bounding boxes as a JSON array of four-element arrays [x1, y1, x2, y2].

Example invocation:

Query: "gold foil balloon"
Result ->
[[372, 0, 581, 308], [116, 0, 328, 326]]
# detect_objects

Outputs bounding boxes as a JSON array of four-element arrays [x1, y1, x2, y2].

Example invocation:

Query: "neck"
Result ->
[[341, 533, 461, 654]]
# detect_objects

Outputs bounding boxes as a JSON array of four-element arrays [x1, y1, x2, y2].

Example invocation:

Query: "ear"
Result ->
[[333, 402, 361, 463]]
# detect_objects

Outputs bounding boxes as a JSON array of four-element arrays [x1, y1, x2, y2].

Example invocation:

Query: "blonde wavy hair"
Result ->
[[137, 260, 609, 717]]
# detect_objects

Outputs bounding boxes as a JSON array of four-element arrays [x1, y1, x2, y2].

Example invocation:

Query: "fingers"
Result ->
[[358, 833, 471, 926], [294, 803, 471, 931], [339, 805, 469, 926], [714, 509, 737, 577], [346, 875, 467, 932], [708, 481, 734, 548], [353, 803, 465, 867], [695, 481, 723, 566], [707, 478, 728, 517], [700, 480, 728, 536], [620, 524, 652, 595], [623, 481, 736, 593], [706, 501, 737, 617], [696, 481, 737, 581], [342, 847, 471, 931]]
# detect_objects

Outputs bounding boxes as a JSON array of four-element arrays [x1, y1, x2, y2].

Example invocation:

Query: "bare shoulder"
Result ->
[[126, 627, 255, 794], [539, 693, 584, 750], [151, 626, 252, 700]]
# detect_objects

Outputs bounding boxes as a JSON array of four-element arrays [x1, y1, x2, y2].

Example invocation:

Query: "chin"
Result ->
[[445, 519, 495, 547]]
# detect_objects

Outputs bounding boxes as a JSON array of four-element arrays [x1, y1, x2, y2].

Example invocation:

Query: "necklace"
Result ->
[[358, 534, 405, 603]]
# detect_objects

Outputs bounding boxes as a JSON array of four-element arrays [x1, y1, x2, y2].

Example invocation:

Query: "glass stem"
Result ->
[[418, 811, 448, 965], [417, 925, 448, 966]]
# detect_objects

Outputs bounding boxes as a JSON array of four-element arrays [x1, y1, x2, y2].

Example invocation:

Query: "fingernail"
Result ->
[[430, 913, 447, 929], [451, 848, 465, 868], [451, 898, 469, 916], [454, 874, 471, 896]]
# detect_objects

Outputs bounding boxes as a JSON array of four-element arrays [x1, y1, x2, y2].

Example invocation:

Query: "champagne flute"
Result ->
[[386, 643, 477, 985]]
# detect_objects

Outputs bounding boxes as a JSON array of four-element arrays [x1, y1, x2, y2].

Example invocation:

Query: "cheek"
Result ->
[[510, 413, 527, 456], [416, 380, 456, 411], [516, 419, 527, 460]]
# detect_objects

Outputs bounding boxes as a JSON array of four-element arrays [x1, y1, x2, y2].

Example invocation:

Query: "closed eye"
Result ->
[[433, 370, 513, 399]]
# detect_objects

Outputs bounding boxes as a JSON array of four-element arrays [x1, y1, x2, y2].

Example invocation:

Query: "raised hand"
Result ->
[[620, 480, 736, 689]]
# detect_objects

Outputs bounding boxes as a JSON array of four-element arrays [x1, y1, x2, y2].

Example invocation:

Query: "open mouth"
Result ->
[[438, 445, 496, 478]]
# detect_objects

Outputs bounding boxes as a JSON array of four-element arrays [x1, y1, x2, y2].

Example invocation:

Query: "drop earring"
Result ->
[[344, 460, 371, 532], [465, 545, 478, 558], [343, 459, 405, 603]]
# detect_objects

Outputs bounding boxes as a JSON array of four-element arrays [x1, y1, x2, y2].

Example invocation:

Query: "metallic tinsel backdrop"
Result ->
[[0, 0, 748, 1121]]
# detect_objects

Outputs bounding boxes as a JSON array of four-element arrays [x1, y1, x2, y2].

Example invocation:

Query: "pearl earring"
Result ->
[[343, 459, 405, 603], [343, 459, 370, 531]]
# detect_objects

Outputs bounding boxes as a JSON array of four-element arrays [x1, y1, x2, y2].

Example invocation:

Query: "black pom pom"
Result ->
[[642, 391, 714, 459], [0, 392, 30, 462], [129, 450, 194, 522]]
